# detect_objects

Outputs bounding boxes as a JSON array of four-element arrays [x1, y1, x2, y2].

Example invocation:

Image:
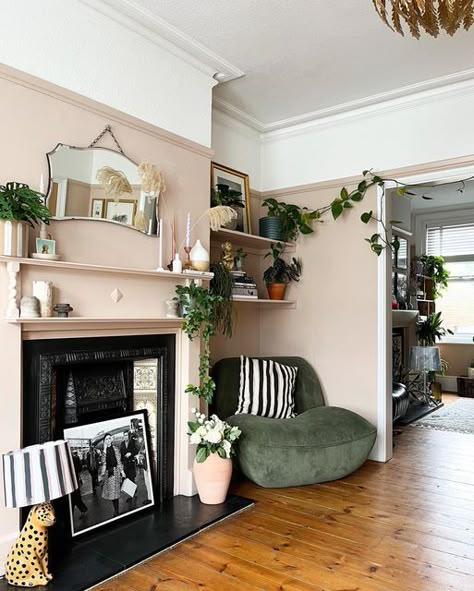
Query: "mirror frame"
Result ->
[[46, 143, 157, 236]]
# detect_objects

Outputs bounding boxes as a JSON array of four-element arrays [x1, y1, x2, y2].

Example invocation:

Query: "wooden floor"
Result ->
[[97, 423, 474, 591]]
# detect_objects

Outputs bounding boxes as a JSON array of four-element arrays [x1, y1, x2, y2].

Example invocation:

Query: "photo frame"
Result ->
[[211, 162, 251, 233], [64, 410, 155, 537], [35, 238, 56, 256], [105, 199, 136, 226], [91, 198, 105, 219]]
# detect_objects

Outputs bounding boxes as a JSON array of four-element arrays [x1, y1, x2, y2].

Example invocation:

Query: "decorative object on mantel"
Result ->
[[264, 243, 302, 300], [468, 361, 474, 379], [190, 239, 210, 272], [172, 252, 183, 273], [211, 162, 251, 233], [165, 299, 180, 318], [20, 295, 41, 318], [0, 181, 50, 257], [372, 0, 474, 39], [188, 409, 241, 504], [2, 440, 78, 587], [54, 303, 73, 318], [32, 280, 53, 317]]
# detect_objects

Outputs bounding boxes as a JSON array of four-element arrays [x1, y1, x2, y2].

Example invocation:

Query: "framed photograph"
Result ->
[[36, 238, 56, 255], [211, 162, 251, 233], [105, 199, 136, 226], [91, 198, 105, 219], [64, 410, 155, 537]]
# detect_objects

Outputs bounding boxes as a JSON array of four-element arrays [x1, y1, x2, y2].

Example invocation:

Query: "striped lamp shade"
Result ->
[[2, 440, 78, 509]]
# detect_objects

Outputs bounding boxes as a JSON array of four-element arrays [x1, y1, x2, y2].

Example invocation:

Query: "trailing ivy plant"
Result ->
[[209, 261, 234, 338], [175, 281, 223, 403], [261, 198, 321, 242]]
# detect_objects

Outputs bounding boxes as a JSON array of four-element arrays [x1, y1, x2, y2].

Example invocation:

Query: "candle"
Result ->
[[158, 219, 164, 270], [40, 174, 45, 195], [185, 212, 191, 248]]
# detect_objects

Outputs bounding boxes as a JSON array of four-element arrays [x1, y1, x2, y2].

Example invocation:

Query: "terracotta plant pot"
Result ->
[[266, 282, 287, 300], [0, 220, 29, 257], [193, 452, 232, 504]]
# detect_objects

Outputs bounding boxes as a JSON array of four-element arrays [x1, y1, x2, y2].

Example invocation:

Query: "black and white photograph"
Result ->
[[64, 411, 154, 537]]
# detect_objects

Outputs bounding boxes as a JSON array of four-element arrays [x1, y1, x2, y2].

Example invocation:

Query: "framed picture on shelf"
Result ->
[[105, 199, 136, 226], [64, 410, 154, 537], [211, 162, 251, 233], [91, 198, 105, 219]]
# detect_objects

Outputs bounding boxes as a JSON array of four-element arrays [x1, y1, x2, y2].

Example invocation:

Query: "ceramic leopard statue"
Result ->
[[5, 502, 55, 587]]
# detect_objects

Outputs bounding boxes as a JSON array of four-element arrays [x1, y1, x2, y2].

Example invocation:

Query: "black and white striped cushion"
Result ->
[[237, 356, 298, 419]]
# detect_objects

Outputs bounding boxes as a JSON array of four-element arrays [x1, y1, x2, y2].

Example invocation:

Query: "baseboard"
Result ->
[[437, 375, 458, 393]]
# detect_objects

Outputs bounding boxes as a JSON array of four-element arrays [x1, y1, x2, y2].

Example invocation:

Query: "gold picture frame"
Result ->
[[105, 199, 137, 227], [211, 162, 251, 234]]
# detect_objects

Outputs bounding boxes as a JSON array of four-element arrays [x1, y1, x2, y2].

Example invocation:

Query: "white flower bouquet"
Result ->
[[188, 409, 241, 463]]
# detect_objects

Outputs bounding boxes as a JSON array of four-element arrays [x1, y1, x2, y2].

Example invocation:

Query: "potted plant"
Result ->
[[188, 409, 241, 504], [263, 244, 302, 300], [211, 184, 243, 231], [260, 198, 320, 242], [416, 311, 453, 346], [416, 255, 449, 299], [0, 182, 50, 257], [468, 361, 474, 379]]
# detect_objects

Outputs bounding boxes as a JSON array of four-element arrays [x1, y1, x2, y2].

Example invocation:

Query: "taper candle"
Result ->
[[158, 218, 164, 270], [185, 212, 191, 248]]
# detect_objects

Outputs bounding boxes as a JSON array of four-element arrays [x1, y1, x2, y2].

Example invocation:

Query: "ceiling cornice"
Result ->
[[214, 67, 474, 137], [78, 0, 245, 82]]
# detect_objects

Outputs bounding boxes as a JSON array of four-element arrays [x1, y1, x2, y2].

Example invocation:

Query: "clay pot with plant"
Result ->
[[0, 182, 50, 257], [263, 244, 302, 300]]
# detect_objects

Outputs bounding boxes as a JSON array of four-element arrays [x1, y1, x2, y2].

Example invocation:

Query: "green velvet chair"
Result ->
[[211, 357, 377, 488]]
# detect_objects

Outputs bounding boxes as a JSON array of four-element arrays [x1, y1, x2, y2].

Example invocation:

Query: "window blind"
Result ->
[[426, 222, 474, 257]]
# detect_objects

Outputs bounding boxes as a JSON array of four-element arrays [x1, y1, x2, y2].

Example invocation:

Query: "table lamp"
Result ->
[[2, 440, 78, 587], [409, 345, 442, 405]]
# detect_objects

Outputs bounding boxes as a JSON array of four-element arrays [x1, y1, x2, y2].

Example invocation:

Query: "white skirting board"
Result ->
[[437, 375, 458, 393]]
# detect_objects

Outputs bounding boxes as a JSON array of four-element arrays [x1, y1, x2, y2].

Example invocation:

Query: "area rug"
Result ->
[[412, 398, 474, 434]]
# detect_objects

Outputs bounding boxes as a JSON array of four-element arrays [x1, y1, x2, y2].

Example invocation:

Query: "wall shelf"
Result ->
[[211, 228, 294, 251], [233, 297, 296, 308], [0, 256, 213, 281]]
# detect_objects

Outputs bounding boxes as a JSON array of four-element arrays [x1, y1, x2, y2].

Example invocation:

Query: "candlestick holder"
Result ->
[[183, 246, 192, 270]]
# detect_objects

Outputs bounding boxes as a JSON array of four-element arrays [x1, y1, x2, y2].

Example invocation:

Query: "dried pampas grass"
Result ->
[[206, 206, 237, 232], [96, 166, 132, 197], [138, 161, 166, 195]]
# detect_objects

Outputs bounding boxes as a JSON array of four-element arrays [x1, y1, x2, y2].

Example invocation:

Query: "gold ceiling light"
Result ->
[[373, 0, 474, 38]]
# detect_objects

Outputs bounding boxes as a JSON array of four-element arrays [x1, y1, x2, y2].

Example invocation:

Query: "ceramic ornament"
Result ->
[[190, 239, 210, 272], [32, 280, 53, 317], [20, 296, 41, 318]]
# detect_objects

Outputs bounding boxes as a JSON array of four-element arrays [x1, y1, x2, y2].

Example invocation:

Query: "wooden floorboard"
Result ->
[[96, 425, 474, 591]]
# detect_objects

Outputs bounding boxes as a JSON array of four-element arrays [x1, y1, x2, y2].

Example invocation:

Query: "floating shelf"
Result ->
[[233, 297, 296, 308], [211, 228, 294, 251], [0, 256, 213, 281]]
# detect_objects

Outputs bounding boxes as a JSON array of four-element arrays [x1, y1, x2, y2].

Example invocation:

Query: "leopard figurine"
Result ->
[[5, 502, 55, 587]]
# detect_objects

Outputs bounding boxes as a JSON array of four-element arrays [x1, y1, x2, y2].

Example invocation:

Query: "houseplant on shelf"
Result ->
[[259, 198, 320, 242], [416, 255, 449, 299], [0, 182, 50, 257], [188, 409, 241, 504], [416, 311, 453, 346], [263, 243, 302, 300], [211, 184, 243, 231]]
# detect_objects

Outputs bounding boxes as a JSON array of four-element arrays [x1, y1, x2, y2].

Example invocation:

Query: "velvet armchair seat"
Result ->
[[211, 357, 377, 488]]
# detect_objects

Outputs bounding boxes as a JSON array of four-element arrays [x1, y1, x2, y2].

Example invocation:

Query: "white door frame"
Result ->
[[376, 163, 474, 462]]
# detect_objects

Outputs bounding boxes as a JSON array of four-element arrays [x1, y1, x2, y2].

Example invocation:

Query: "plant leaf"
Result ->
[[351, 192, 364, 202], [360, 211, 373, 224], [331, 201, 343, 220]]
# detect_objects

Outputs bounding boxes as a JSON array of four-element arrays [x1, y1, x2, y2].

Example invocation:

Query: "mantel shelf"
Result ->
[[6, 317, 183, 325], [0, 256, 213, 281], [211, 228, 294, 251]]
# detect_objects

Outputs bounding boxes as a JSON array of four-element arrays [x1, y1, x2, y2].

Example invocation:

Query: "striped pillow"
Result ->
[[237, 356, 298, 419]]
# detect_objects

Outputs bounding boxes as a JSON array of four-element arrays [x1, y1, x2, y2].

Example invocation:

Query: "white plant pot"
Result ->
[[0, 220, 29, 257], [190, 239, 210, 272], [468, 367, 474, 378]]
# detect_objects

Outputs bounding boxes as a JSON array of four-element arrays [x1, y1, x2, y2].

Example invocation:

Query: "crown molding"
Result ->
[[78, 0, 244, 82], [213, 67, 474, 139]]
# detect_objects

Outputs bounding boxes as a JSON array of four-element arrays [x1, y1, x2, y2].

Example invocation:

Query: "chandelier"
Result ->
[[372, 0, 474, 38]]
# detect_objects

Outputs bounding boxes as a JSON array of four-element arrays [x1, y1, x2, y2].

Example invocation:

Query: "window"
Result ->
[[425, 218, 474, 341]]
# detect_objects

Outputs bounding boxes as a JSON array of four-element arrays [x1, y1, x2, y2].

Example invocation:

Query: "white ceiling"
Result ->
[[108, 0, 474, 128], [409, 180, 474, 211]]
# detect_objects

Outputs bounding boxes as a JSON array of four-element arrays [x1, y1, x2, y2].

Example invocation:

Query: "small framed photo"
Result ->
[[36, 238, 56, 256], [211, 162, 251, 233], [91, 198, 105, 219], [64, 410, 155, 537], [105, 199, 136, 226]]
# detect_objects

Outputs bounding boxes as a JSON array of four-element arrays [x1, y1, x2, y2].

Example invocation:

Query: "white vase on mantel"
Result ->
[[32, 280, 53, 317], [190, 240, 209, 272]]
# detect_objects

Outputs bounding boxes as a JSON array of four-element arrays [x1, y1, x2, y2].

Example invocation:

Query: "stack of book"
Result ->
[[231, 270, 258, 299]]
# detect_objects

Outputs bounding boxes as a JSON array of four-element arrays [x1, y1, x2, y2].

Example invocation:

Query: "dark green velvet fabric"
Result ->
[[211, 356, 325, 418], [211, 356, 377, 488], [227, 407, 377, 487]]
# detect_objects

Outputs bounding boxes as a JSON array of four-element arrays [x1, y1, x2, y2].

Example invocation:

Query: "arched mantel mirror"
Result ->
[[46, 130, 159, 235]]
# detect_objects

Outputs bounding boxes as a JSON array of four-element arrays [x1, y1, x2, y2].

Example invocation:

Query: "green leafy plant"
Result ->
[[188, 409, 241, 463], [417, 312, 453, 346], [263, 243, 302, 284], [417, 255, 449, 298], [209, 261, 234, 338], [175, 281, 223, 403], [261, 198, 321, 242], [211, 183, 243, 208], [0, 182, 50, 226]]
